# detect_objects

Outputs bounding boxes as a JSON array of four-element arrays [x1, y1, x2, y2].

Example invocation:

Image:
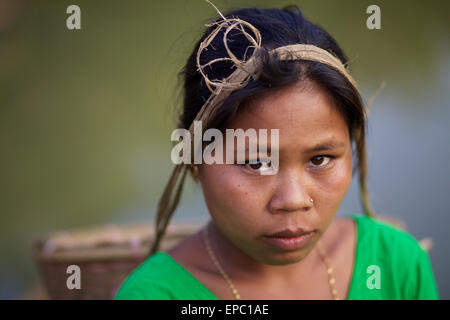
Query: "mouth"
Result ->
[[262, 228, 317, 251]]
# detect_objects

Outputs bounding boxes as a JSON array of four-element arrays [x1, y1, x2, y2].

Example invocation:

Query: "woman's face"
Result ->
[[198, 80, 353, 266]]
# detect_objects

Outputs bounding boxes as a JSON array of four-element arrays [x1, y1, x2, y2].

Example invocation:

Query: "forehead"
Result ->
[[227, 81, 350, 149]]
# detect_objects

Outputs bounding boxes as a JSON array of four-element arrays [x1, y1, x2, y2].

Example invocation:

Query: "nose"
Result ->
[[268, 169, 313, 213]]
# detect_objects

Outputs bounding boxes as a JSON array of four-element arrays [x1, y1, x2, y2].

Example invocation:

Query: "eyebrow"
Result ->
[[235, 146, 271, 154], [305, 141, 346, 153], [235, 141, 346, 154]]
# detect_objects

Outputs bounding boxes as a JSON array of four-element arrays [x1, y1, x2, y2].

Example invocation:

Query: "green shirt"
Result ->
[[114, 214, 439, 300]]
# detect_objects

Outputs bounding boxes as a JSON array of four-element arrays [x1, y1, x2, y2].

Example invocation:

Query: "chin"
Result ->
[[260, 247, 314, 265]]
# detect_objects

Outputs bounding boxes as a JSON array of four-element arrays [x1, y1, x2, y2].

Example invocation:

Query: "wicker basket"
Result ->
[[32, 221, 203, 299]]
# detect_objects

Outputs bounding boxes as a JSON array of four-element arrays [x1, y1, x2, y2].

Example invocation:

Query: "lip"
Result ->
[[262, 230, 317, 251], [266, 228, 312, 238]]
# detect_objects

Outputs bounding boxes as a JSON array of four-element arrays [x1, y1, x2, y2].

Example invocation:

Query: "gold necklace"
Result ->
[[316, 240, 340, 300], [203, 225, 241, 299], [203, 225, 340, 300]]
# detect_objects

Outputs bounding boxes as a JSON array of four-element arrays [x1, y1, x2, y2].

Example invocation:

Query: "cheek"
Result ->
[[315, 156, 352, 207], [200, 165, 269, 232]]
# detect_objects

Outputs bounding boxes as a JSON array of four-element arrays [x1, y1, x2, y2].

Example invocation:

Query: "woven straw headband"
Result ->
[[190, 12, 357, 135], [150, 10, 360, 254]]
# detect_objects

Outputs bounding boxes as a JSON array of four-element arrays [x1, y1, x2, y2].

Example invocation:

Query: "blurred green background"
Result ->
[[0, 0, 449, 299]]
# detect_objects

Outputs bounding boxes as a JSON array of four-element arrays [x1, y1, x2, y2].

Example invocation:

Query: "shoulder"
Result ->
[[114, 252, 177, 300], [351, 214, 425, 256], [347, 214, 439, 299], [114, 242, 218, 300]]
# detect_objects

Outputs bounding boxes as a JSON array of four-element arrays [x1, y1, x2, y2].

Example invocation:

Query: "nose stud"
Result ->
[[309, 197, 314, 204]]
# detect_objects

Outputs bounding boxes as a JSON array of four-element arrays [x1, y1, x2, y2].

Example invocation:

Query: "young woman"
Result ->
[[115, 5, 439, 300]]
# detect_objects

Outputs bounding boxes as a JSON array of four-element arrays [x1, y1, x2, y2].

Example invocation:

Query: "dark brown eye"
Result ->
[[311, 156, 324, 166], [244, 159, 272, 173], [309, 156, 331, 167], [248, 162, 262, 170]]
